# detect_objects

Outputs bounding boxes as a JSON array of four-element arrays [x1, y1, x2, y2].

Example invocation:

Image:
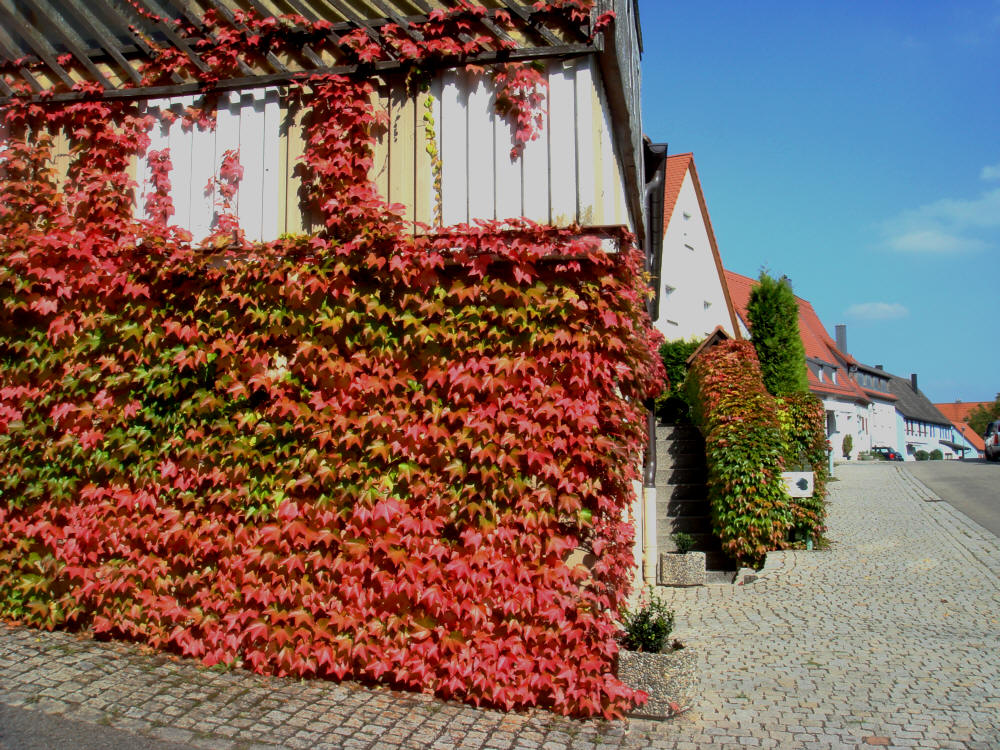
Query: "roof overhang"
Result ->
[[0, 1, 603, 104]]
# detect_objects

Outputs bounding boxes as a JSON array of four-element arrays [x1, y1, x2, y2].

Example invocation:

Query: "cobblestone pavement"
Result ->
[[2, 464, 998, 749]]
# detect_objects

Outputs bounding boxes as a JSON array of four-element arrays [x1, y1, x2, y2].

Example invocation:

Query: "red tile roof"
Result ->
[[662, 154, 742, 338], [934, 402, 991, 453], [662, 153, 693, 230], [934, 401, 993, 423], [723, 270, 879, 403]]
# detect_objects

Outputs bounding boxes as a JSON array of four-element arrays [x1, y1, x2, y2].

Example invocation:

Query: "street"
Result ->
[[902, 458, 1000, 538]]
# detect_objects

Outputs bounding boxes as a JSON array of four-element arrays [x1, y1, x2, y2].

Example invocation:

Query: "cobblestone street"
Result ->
[[2, 464, 998, 749]]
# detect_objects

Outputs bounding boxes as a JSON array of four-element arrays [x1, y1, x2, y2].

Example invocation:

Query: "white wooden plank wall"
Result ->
[[428, 58, 631, 230], [136, 87, 281, 244], [120, 59, 634, 240]]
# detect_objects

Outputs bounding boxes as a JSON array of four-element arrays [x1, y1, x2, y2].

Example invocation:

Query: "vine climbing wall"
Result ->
[[0, 2, 663, 718]]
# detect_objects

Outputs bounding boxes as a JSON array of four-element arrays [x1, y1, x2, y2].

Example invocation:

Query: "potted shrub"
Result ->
[[841, 434, 853, 461]]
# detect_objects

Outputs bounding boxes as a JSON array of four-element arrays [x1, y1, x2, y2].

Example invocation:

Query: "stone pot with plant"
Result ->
[[659, 532, 706, 587]]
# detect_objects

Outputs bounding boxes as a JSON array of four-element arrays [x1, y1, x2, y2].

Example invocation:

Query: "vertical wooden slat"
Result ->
[[214, 91, 242, 235], [493, 93, 520, 221], [50, 126, 72, 192], [413, 83, 436, 228], [520, 62, 550, 225], [238, 90, 267, 242], [439, 68, 467, 227], [547, 60, 577, 226], [261, 88, 281, 242], [283, 100, 308, 235], [466, 71, 496, 222], [189, 104, 219, 242], [388, 83, 416, 227], [278, 98, 289, 236], [166, 96, 195, 233], [370, 83, 390, 205], [574, 58, 596, 226]]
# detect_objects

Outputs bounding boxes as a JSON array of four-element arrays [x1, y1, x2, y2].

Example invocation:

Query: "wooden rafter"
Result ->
[[0, 1, 599, 104]]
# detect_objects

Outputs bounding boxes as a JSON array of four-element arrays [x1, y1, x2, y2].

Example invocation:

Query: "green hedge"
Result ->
[[685, 340, 791, 567], [775, 393, 829, 544]]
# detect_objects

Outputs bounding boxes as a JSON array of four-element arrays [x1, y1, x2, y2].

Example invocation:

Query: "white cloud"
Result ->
[[886, 229, 988, 254], [881, 185, 999, 254], [845, 302, 909, 321], [981, 162, 1000, 181]]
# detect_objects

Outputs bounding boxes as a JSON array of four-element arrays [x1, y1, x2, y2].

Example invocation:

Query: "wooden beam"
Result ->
[[494, 1, 564, 47], [200, 0, 289, 75], [58, 0, 144, 85], [125, 0, 213, 75], [19, 0, 115, 89], [0, 31, 44, 93], [0, 3, 77, 89]]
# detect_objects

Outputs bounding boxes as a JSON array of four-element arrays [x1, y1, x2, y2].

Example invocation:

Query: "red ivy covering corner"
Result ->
[[0, 2, 663, 719]]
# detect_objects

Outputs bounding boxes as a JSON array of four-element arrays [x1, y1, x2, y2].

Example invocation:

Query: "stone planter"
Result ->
[[658, 550, 706, 587], [780, 470, 814, 498]]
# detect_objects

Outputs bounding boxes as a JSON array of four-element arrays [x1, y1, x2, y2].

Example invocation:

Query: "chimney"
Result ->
[[835, 324, 848, 354], [910, 373, 918, 392]]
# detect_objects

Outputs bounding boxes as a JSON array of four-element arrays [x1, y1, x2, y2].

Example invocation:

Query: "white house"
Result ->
[[652, 153, 741, 342]]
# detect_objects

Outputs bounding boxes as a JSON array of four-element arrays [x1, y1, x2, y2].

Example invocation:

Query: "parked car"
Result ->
[[985, 420, 1000, 462], [872, 445, 904, 462]]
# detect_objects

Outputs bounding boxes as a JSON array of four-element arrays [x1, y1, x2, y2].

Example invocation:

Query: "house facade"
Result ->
[[651, 153, 741, 342]]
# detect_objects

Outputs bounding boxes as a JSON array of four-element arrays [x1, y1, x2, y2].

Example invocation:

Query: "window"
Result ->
[[703, 301, 712, 310]]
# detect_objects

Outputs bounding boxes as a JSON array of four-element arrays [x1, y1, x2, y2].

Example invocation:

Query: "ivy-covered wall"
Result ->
[[0, 3, 662, 720]]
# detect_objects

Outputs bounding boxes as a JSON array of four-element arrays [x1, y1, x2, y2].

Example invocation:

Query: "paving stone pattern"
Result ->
[[1, 464, 998, 749]]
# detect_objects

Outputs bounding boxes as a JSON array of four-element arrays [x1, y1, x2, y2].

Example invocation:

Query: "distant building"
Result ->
[[885, 373, 964, 459], [933, 401, 988, 459]]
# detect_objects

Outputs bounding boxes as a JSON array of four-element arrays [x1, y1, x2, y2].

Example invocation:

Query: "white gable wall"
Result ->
[[655, 170, 734, 342]]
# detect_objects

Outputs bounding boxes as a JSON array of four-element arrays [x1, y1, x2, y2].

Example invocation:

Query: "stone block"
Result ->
[[658, 551, 706, 586]]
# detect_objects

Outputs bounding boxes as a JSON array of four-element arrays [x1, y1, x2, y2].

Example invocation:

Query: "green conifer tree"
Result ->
[[746, 271, 809, 396]]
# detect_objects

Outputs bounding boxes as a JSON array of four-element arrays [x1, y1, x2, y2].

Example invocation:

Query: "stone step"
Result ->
[[654, 465, 708, 485], [657, 529, 717, 552], [657, 516, 713, 539], [655, 483, 709, 503], [655, 423, 701, 439], [655, 454, 706, 475], [657, 498, 710, 517]]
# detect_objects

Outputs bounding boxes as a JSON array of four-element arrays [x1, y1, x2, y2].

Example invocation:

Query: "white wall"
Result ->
[[136, 88, 282, 244], [655, 170, 734, 342]]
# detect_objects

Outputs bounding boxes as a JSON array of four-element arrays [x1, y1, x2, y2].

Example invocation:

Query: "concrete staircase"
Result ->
[[654, 421, 730, 575]]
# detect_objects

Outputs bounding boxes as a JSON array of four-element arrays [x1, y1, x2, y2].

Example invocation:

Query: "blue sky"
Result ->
[[638, 1, 1000, 404]]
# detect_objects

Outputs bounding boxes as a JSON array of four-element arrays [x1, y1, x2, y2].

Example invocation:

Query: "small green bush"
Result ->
[[620, 588, 675, 653], [930, 449, 943, 461], [915, 450, 929, 461], [841, 434, 853, 459], [671, 532, 696, 554]]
